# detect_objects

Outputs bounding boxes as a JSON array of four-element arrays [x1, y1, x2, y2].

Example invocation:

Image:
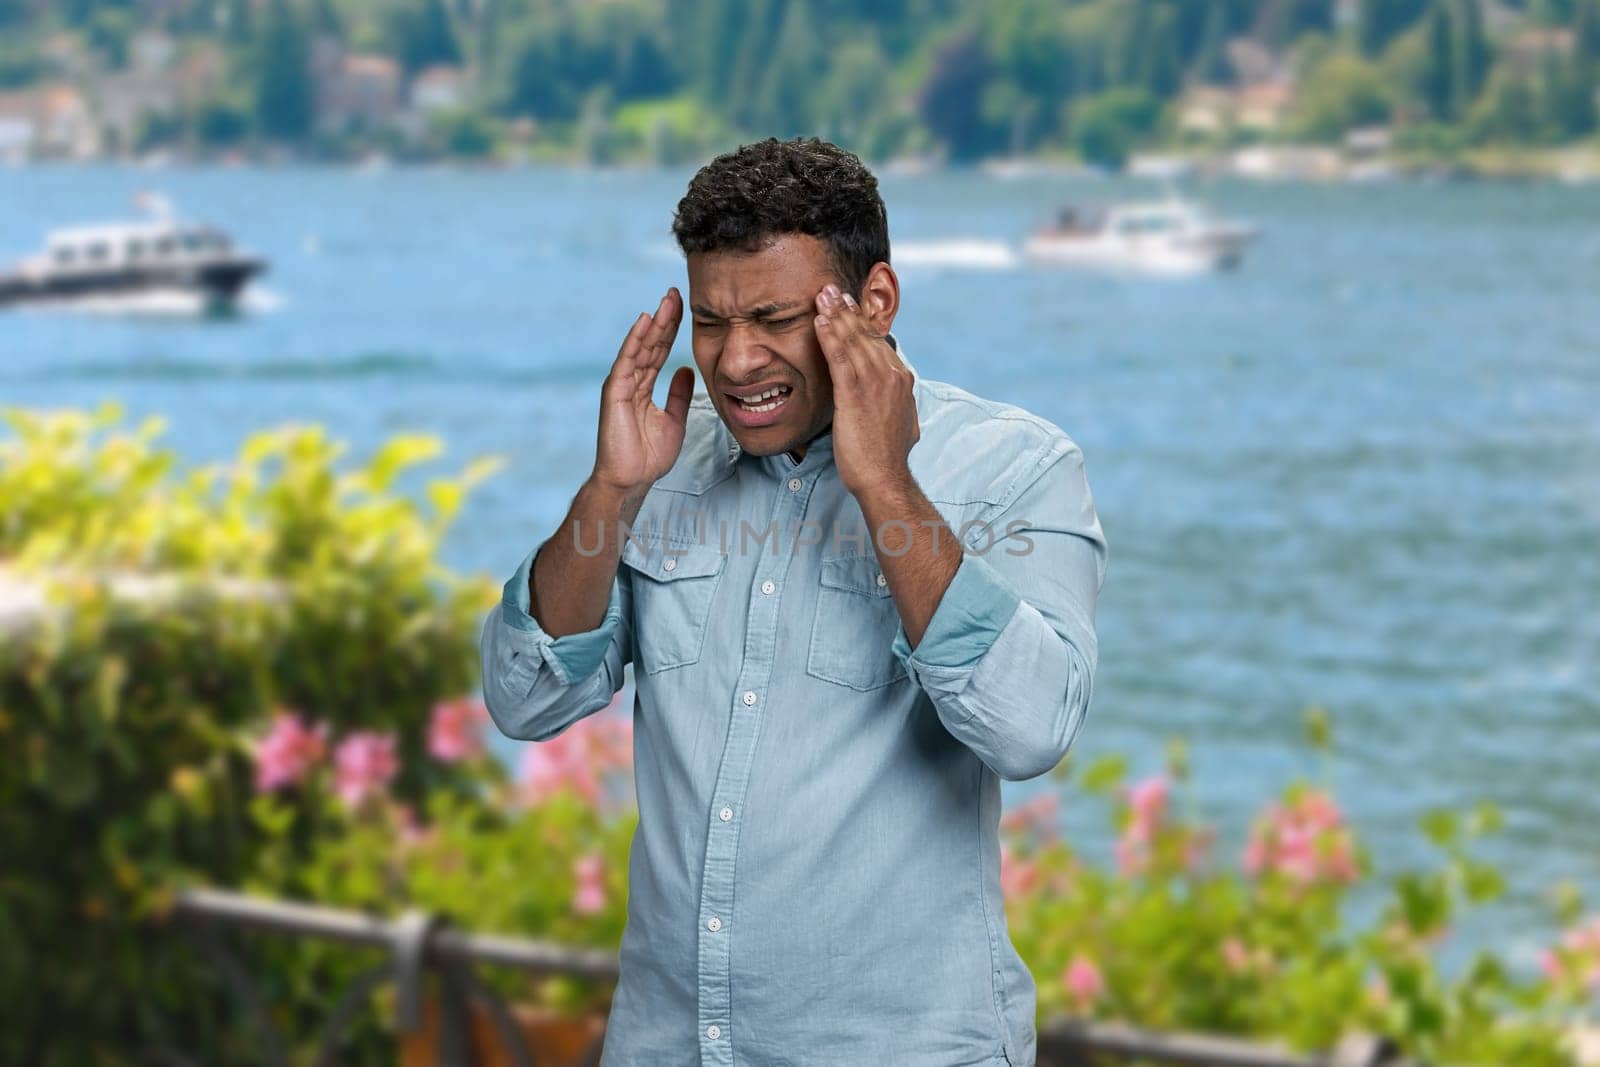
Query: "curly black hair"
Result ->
[[671, 137, 890, 297]]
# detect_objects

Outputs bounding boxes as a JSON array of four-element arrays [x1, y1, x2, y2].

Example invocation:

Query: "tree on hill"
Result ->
[[1448, 0, 1491, 117], [1357, 0, 1429, 56], [755, 0, 825, 137], [225, 0, 252, 46], [917, 27, 999, 160], [391, 0, 461, 74], [254, 0, 313, 141], [1069, 86, 1160, 168], [1196, 0, 1235, 84], [1421, 0, 1455, 118]]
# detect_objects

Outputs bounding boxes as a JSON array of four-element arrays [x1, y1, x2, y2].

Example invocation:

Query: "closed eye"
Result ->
[[763, 315, 802, 329]]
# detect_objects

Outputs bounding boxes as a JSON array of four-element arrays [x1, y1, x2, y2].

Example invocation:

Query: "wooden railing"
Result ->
[[155, 887, 1430, 1067]]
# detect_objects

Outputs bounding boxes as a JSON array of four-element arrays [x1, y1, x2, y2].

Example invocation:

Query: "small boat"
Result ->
[[0, 191, 266, 315], [1022, 195, 1257, 275]]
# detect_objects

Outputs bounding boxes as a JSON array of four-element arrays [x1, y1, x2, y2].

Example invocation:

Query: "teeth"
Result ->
[[735, 385, 790, 412]]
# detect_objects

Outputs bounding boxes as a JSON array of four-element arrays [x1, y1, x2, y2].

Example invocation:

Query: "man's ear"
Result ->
[[858, 262, 899, 336]]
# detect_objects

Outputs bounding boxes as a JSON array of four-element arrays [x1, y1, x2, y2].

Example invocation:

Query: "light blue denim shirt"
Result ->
[[480, 335, 1107, 1066]]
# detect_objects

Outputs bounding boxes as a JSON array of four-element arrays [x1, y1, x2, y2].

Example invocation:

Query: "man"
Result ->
[[480, 137, 1107, 1066]]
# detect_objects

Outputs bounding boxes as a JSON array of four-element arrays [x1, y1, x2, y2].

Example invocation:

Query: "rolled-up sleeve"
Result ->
[[479, 543, 633, 741], [891, 436, 1107, 781]]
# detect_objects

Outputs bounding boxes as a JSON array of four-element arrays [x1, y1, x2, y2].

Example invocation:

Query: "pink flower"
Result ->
[[1113, 774, 1172, 876], [1542, 915, 1600, 994], [519, 738, 600, 806], [1128, 775, 1168, 826], [333, 730, 400, 809], [1242, 834, 1268, 877], [1114, 835, 1144, 877], [572, 852, 607, 915], [1241, 789, 1360, 889], [254, 711, 330, 792], [395, 802, 433, 847], [1000, 792, 1060, 841], [517, 710, 632, 809], [1000, 842, 1041, 897], [1183, 826, 1215, 873], [1062, 954, 1104, 1010], [428, 697, 488, 763], [1221, 937, 1251, 974]]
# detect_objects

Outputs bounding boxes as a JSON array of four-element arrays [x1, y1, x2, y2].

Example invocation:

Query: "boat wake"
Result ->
[[239, 285, 284, 313], [10, 283, 281, 319], [892, 240, 1020, 270]]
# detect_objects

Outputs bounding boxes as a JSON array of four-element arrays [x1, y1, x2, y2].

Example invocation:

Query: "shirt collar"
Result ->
[[724, 332, 916, 479]]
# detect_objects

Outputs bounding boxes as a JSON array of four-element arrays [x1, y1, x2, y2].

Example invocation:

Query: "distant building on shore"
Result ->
[[0, 85, 98, 161], [1180, 82, 1296, 139], [312, 38, 404, 137]]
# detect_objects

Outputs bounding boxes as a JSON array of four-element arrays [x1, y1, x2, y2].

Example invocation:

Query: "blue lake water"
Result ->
[[2, 164, 1596, 971]]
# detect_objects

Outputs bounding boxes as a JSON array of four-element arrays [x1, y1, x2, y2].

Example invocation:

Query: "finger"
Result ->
[[816, 286, 877, 378], [814, 311, 858, 391], [640, 303, 684, 409], [634, 290, 679, 400], [640, 288, 681, 371], [662, 365, 694, 426], [613, 310, 653, 371], [638, 288, 683, 396], [816, 284, 878, 354], [606, 312, 654, 400], [835, 291, 891, 363]]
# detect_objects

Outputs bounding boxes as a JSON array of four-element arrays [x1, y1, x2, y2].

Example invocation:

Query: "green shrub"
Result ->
[[0, 402, 500, 1065]]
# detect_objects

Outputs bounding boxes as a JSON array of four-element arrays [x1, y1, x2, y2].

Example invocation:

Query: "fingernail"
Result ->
[[824, 283, 841, 299], [842, 293, 857, 309]]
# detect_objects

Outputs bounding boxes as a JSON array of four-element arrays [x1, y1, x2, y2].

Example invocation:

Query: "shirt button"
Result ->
[[707, 916, 722, 932], [663, 558, 677, 572], [876, 572, 888, 587], [742, 690, 757, 707], [719, 806, 733, 821], [787, 477, 802, 492], [707, 1024, 721, 1040], [760, 579, 776, 595]]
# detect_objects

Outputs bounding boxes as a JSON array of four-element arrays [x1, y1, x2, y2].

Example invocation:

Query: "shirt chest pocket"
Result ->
[[621, 540, 727, 675], [806, 553, 910, 692]]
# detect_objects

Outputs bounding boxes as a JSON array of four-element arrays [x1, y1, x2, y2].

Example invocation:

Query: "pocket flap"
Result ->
[[622, 539, 727, 582], [818, 554, 892, 597]]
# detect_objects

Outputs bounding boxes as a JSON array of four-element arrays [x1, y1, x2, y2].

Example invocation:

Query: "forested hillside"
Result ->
[[0, 0, 1595, 163]]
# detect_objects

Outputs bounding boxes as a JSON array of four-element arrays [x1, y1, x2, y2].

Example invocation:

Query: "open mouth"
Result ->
[[729, 384, 793, 414]]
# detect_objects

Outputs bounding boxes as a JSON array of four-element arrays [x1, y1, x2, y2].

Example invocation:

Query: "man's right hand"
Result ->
[[529, 289, 692, 637], [592, 287, 694, 496]]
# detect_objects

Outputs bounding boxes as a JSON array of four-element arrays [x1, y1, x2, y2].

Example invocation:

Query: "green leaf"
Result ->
[[1164, 737, 1189, 782], [1080, 754, 1127, 794], [366, 435, 443, 492], [1302, 705, 1332, 751], [1419, 807, 1459, 849], [249, 793, 296, 836], [1461, 860, 1505, 904], [1466, 800, 1503, 837]]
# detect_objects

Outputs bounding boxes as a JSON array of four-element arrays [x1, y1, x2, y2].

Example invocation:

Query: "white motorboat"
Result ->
[[1022, 196, 1257, 275], [0, 192, 266, 314]]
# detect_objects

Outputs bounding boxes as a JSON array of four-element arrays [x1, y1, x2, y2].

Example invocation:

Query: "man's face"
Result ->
[[686, 233, 839, 458]]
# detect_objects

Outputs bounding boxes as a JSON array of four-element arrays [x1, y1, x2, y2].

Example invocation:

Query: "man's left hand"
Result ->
[[814, 282, 920, 499]]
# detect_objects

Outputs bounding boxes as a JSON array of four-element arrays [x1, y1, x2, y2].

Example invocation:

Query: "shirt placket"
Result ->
[[695, 455, 818, 1064]]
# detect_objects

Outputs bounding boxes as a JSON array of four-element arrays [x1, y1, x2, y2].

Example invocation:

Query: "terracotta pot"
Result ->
[[399, 992, 608, 1067]]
